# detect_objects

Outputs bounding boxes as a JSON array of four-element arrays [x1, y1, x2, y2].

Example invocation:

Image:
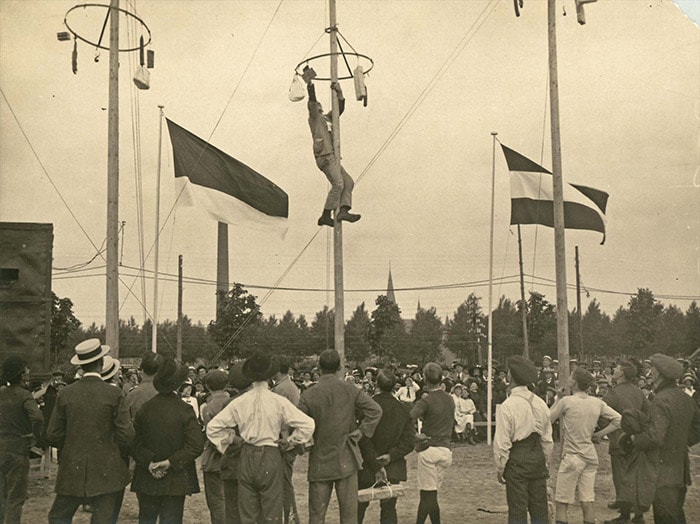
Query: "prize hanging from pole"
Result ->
[[59, 2, 155, 87], [289, 27, 373, 104]]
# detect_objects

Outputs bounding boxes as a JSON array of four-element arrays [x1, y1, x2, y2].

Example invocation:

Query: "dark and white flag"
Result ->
[[501, 143, 608, 244], [167, 119, 288, 236]]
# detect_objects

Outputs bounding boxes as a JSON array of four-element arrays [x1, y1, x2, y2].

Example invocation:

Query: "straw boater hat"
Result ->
[[71, 338, 110, 366], [154, 359, 189, 393], [100, 356, 121, 382], [242, 352, 277, 382]]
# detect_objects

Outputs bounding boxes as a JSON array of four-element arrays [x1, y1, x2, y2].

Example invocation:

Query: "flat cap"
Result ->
[[649, 353, 683, 381]]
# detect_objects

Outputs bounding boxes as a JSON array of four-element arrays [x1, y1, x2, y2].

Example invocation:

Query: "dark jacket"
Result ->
[[47, 375, 134, 496], [299, 374, 382, 482], [633, 380, 700, 488], [131, 392, 205, 496], [0, 384, 43, 455], [603, 381, 649, 455], [358, 391, 414, 488]]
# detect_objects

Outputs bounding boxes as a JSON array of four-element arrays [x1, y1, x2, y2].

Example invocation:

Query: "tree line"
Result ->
[[51, 286, 700, 372]]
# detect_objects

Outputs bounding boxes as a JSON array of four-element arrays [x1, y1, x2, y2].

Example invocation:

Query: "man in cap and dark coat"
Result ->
[[47, 338, 134, 523], [626, 353, 700, 524], [493, 356, 553, 524], [0, 355, 43, 523], [208, 352, 315, 524], [601, 360, 650, 524], [131, 358, 205, 524]]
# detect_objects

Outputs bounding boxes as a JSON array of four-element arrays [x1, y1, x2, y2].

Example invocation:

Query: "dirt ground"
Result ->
[[22, 441, 700, 523]]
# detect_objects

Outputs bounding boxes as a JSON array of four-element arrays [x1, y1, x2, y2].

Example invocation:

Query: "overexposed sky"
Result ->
[[1, 0, 698, 328]]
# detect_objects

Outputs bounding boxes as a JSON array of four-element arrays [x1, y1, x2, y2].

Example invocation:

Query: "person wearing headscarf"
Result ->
[[0, 356, 43, 524], [626, 353, 700, 524], [493, 356, 552, 524], [131, 358, 205, 524]]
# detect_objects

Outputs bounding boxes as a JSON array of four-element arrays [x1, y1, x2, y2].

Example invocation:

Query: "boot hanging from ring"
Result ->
[[133, 35, 150, 90]]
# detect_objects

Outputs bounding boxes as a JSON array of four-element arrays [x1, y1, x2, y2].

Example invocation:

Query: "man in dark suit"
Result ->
[[47, 339, 134, 523], [131, 358, 205, 524], [629, 353, 700, 524], [299, 349, 382, 524], [357, 369, 414, 524]]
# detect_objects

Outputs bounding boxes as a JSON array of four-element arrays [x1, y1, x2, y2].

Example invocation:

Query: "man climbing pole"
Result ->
[[303, 66, 361, 227]]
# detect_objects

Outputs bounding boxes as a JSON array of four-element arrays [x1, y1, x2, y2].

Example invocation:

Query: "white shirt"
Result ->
[[493, 386, 553, 473], [395, 384, 419, 403], [207, 381, 315, 454]]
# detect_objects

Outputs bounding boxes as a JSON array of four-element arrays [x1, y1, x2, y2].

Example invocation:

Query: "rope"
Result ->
[[355, 0, 499, 185]]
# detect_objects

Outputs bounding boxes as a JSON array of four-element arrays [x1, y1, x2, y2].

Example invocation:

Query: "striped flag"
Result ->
[[501, 144, 608, 244], [166, 119, 288, 236]]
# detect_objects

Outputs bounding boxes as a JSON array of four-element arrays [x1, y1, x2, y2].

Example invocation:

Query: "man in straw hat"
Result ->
[[131, 358, 204, 524], [549, 367, 622, 524], [493, 356, 553, 524], [0, 355, 43, 523], [299, 349, 382, 524], [624, 353, 700, 524], [47, 338, 134, 523], [208, 351, 315, 524]]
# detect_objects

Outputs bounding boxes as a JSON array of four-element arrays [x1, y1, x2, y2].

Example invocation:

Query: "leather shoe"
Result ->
[[607, 501, 621, 510], [317, 214, 333, 227], [336, 209, 361, 223], [603, 517, 630, 524]]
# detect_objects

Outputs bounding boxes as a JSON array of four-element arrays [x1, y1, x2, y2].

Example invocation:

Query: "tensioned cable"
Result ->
[[0, 87, 102, 256], [2, 85, 165, 325], [355, 0, 500, 185]]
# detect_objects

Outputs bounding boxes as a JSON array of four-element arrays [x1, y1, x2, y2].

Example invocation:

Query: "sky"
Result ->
[[1, 0, 698, 330]]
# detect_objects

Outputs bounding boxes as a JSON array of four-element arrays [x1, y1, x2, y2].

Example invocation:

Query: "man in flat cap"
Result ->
[[549, 367, 622, 524], [626, 353, 700, 524], [47, 339, 134, 523], [0, 356, 43, 523], [494, 356, 553, 524]]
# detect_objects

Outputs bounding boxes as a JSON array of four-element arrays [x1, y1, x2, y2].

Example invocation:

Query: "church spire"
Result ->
[[386, 266, 396, 304]]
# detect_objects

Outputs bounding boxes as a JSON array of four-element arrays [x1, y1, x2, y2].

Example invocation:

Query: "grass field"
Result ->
[[23, 441, 700, 523]]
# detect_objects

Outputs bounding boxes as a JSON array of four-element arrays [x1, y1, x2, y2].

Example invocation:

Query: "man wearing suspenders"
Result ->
[[494, 356, 553, 524]]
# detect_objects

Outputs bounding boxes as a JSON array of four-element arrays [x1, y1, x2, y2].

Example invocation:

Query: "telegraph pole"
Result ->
[[329, 0, 345, 365], [548, 0, 570, 388], [105, 0, 120, 356]]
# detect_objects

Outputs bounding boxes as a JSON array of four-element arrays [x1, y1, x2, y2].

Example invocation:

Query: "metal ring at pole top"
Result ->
[[64, 3, 151, 52], [295, 52, 374, 81]]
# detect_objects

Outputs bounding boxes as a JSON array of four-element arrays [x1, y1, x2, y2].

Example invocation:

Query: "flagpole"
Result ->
[[487, 131, 497, 445], [548, 0, 571, 389], [517, 225, 529, 358], [329, 0, 345, 366], [152, 105, 164, 353], [106, 0, 120, 357]]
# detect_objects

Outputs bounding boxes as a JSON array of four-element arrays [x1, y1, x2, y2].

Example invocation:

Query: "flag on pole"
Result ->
[[166, 119, 288, 236], [501, 144, 608, 244]]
